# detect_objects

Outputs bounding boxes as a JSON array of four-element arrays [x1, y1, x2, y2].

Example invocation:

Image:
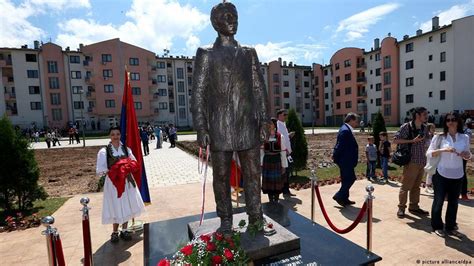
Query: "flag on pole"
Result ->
[[120, 70, 151, 204]]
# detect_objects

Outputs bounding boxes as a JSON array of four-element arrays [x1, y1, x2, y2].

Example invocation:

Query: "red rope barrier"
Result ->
[[314, 185, 367, 234], [82, 218, 93, 266], [54, 235, 66, 266]]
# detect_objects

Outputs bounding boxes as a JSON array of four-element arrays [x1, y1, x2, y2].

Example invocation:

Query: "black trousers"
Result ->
[[142, 141, 149, 155], [212, 148, 263, 224], [431, 172, 462, 231], [461, 160, 468, 196]]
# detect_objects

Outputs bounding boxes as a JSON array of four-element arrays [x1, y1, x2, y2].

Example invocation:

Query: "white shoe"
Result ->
[[425, 187, 434, 194]]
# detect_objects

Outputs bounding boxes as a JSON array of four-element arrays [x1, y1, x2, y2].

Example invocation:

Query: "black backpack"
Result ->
[[392, 123, 416, 166]]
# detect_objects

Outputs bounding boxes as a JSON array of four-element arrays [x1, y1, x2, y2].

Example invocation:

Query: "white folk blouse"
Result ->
[[427, 133, 471, 179]]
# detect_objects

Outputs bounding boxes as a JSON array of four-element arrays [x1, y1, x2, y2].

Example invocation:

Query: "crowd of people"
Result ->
[[139, 123, 178, 156], [332, 107, 472, 238]]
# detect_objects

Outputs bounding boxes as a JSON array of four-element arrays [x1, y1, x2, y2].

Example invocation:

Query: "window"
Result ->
[[50, 93, 61, 105], [376, 98, 382, 106], [187, 76, 192, 86], [305, 103, 310, 109], [283, 92, 290, 98], [25, 54, 37, 62], [105, 100, 115, 108], [375, 83, 382, 91], [335, 63, 340, 70], [88, 101, 95, 109], [345, 101, 352, 108], [429, 91, 433, 98], [384, 72, 391, 85], [383, 56, 391, 69], [178, 95, 186, 106], [29, 86, 40, 94], [375, 68, 381, 76], [345, 87, 351, 95], [274, 97, 281, 106], [344, 59, 351, 68], [429, 55, 433, 61], [440, 90, 446, 100], [375, 53, 381, 61], [132, 87, 141, 95], [283, 80, 289, 87], [101, 54, 112, 62], [440, 32, 446, 43], [434, 109, 439, 115], [370, 70, 373, 75], [103, 69, 113, 78], [71, 71, 81, 79], [70, 55, 80, 64], [304, 81, 309, 87], [179, 108, 186, 119], [325, 105, 329, 111], [324, 81, 328, 87], [130, 72, 140, 80], [49, 77, 59, 89], [158, 89, 167, 96], [336, 89, 340, 96], [284, 103, 290, 110], [104, 85, 114, 93], [72, 86, 83, 94], [273, 86, 280, 94], [129, 57, 139, 66], [52, 109, 62, 121], [157, 75, 166, 82], [156, 102, 167, 110], [27, 70, 38, 78], [405, 42, 414, 52], [384, 104, 391, 116], [157, 62, 166, 68], [134, 102, 142, 110], [273, 74, 279, 82], [177, 68, 184, 79], [304, 92, 310, 99], [429, 73, 433, 79], [86, 71, 91, 79], [440, 71, 446, 81], [406, 77, 414, 86], [429, 36, 433, 42], [48, 61, 58, 73], [406, 94, 414, 103], [176, 81, 184, 92], [325, 93, 329, 99], [384, 88, 391, 101], [73, 101, 84, 110], [440, 52, 446, 62], [405, 60, 414, 69], [336, 102, 341, 109], [30, 102, 42, 110], [324, 69, 328, 75], [335, 76, 340, 83], [283, 69, 289, 75], [344, 73, 351, 81]]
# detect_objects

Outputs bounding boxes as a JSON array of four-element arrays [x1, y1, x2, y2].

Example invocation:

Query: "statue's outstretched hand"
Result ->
[[197, 131, 210, 148]]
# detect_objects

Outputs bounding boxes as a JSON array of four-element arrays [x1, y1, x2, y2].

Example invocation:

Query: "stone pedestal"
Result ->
[[188, 213, 300, 261]]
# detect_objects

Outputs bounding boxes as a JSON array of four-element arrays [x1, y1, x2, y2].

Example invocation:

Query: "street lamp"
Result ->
[[79, 88, 86, 147]]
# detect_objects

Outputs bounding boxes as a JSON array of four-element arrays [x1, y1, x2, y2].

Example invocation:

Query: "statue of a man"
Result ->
[[190, 1, 269, 234]]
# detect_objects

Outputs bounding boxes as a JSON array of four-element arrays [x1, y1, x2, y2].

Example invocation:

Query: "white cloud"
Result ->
[[25, 0, 91, 12], [419, 0, 474, 32], [56, 0, 209, 54], [253, 41, 327, 64], [335, 3, 400, 42]]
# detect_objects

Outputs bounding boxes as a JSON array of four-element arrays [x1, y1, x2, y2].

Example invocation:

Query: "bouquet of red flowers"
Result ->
[[158, 221, 249, 266]]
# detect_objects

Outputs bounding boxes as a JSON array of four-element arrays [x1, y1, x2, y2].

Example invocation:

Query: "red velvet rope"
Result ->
[[82, 218, 92, 266], [314, 185, 367, 234], [54, 235, 66, 266]]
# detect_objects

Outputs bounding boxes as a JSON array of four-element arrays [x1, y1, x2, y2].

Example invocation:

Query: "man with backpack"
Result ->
[[393, 107, 430, 218]]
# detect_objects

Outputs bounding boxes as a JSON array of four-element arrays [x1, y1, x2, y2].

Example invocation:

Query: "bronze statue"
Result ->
[[190, 1, 270, 234]]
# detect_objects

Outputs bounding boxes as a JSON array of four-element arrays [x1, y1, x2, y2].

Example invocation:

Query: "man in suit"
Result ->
[[190, 1, 270, 234], [332, 113, 360, 207]]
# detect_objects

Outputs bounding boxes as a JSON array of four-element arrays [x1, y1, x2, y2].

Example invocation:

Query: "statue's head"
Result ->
[[211, 1, 238, 36]]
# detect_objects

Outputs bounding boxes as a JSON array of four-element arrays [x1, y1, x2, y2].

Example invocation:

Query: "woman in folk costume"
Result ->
[[96, 126, 145, 243], [261, 118, 289, 203]]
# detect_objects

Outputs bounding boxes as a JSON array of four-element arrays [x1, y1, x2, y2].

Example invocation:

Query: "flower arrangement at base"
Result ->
[[158, 221, 249, 266]]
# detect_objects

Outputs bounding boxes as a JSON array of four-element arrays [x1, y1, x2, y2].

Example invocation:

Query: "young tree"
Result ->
[[285, 109, 308, 173], [0, 116, 47, 211], [372, 111, 387, 166]]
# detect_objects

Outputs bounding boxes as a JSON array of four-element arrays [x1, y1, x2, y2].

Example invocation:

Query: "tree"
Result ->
[[372, 111, 387, 166], [0, 116, 47, 211], [285, 109, 308, 173]]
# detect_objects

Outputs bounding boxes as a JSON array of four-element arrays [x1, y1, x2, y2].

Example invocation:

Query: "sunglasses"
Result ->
[[446, 118, 457, 123]]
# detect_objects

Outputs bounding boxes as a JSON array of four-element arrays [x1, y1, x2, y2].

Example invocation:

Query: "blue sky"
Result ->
[[1, 0, 474, 65]]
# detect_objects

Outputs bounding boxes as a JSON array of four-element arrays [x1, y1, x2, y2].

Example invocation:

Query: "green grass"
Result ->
[[177, 131, 197, 135], [0, 197, 70, 225]]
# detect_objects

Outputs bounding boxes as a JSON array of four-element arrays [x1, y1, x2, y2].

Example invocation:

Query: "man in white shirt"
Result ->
[[277, 109, 295, 196]]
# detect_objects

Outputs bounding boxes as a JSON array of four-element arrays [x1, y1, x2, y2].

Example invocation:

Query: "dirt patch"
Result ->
[[35, 147, 102, 197]]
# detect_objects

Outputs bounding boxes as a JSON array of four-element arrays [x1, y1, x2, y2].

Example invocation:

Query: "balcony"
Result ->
[[154, 108, 159, 114], [357, 91, 367, 97], [85, 77, 92, 83], [87, 107, 93, 112], [356, 76, 367, 83], [153, 93, 159, 99], [4, 92, 16, 100], [86, 91, 92, 97], [83, 60, 89, 66], [151, 79, 157, 85], [357, 62, 367, 69], [357, 103, 368, 112]]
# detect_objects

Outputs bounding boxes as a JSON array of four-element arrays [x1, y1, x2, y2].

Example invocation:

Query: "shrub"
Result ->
[[285, 109, 308, 172]]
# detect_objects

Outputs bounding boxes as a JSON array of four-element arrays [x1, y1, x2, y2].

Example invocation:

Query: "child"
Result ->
[[379, 132, 391, 183], [366, 136, 377, 181], [425, 123, 436, 194]]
